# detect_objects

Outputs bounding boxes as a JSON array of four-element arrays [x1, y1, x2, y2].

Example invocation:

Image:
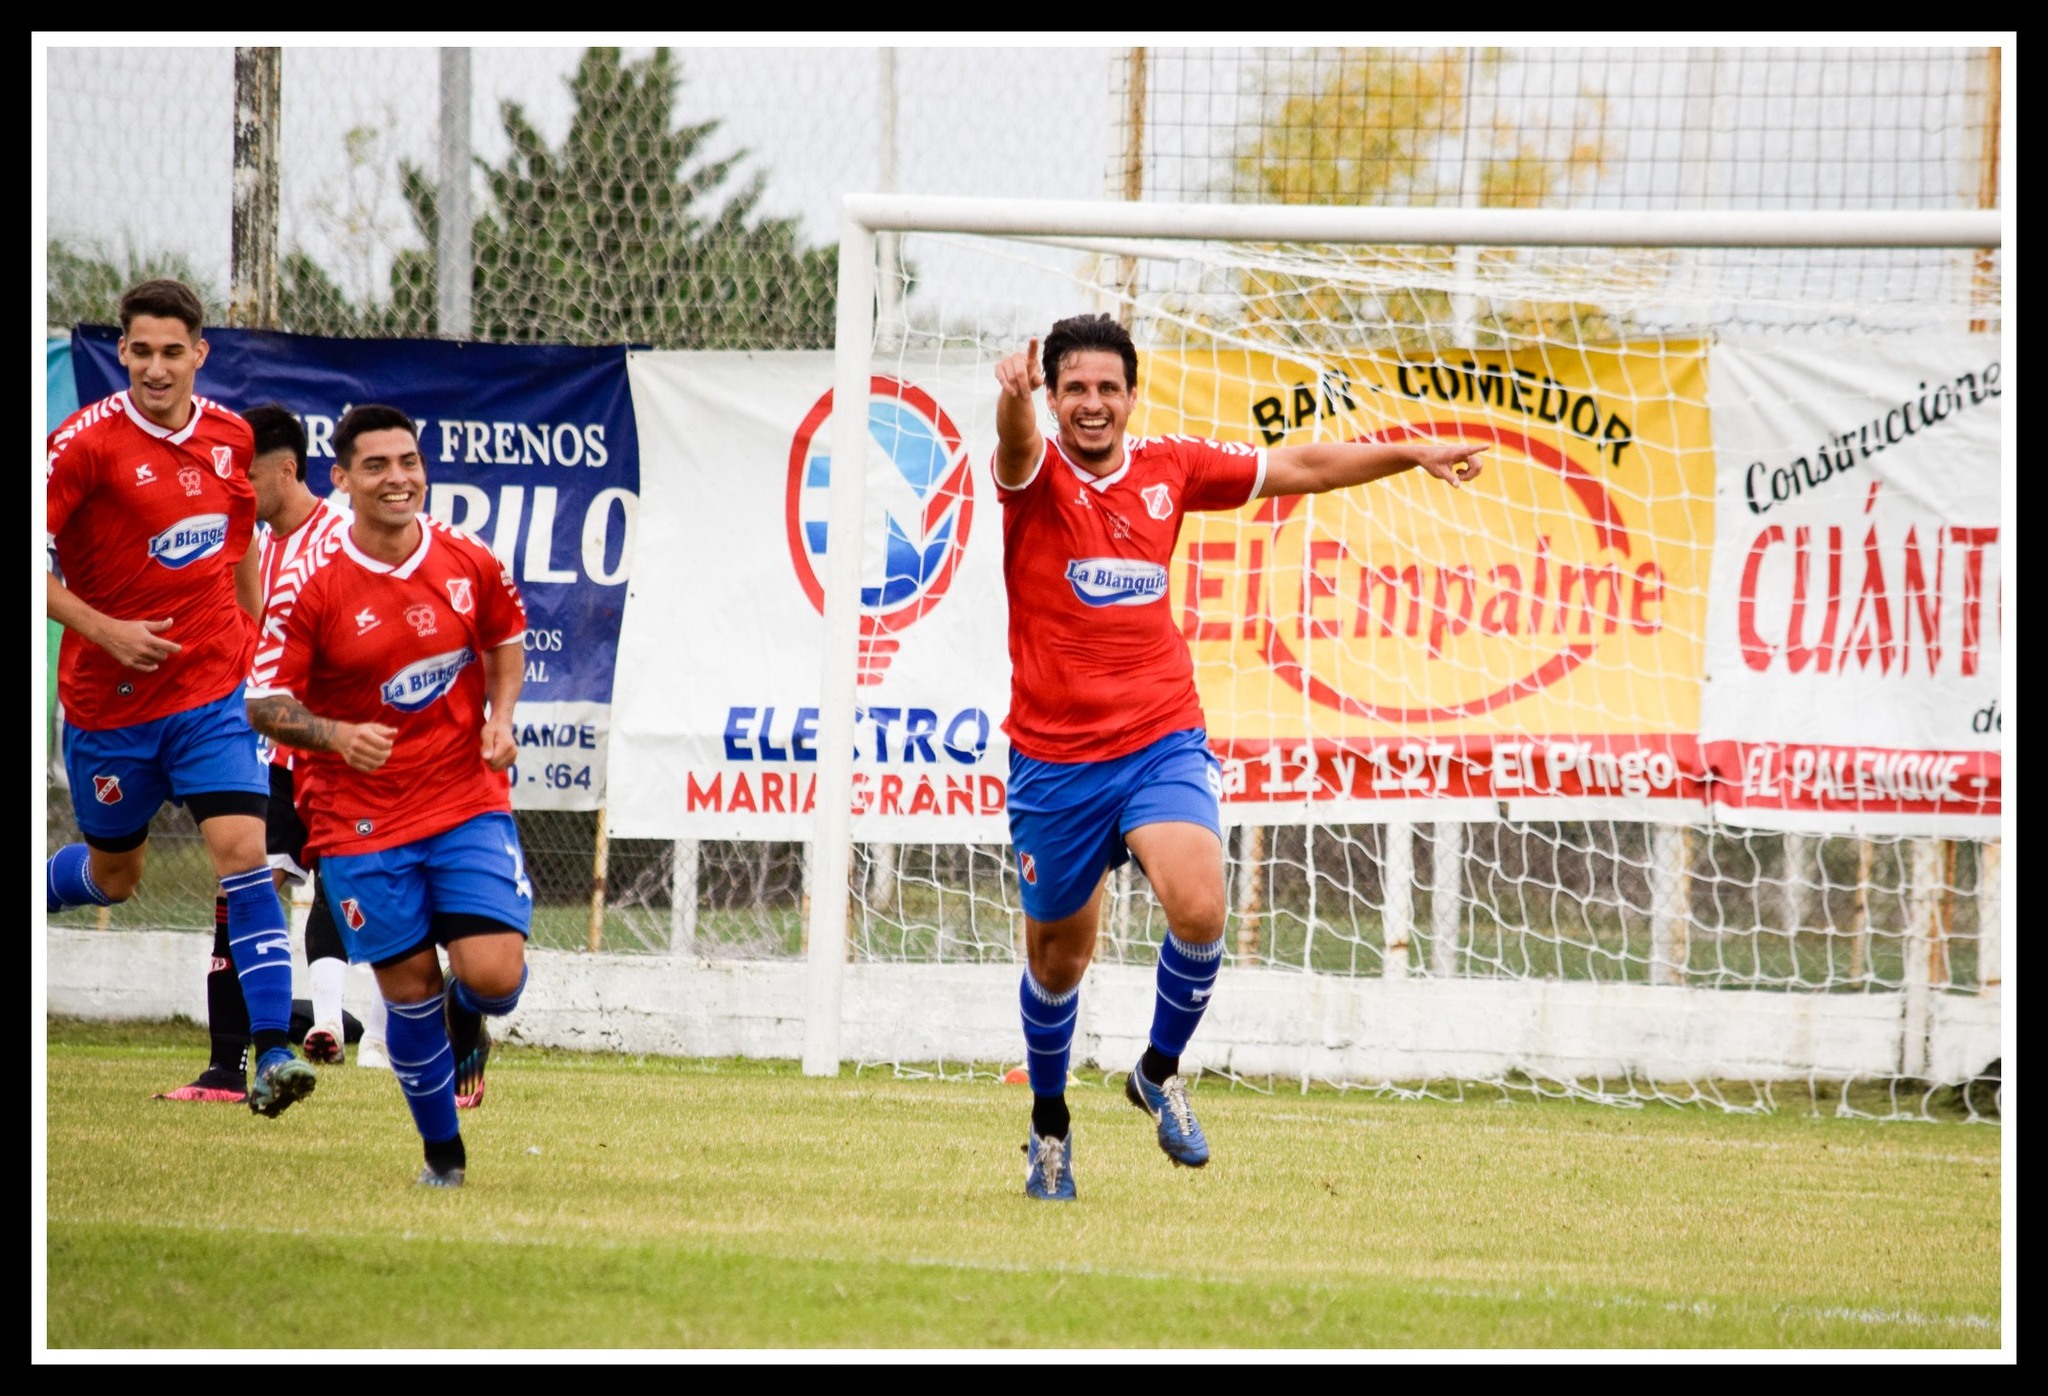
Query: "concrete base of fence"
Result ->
[[46, 929, 2001, 1087]]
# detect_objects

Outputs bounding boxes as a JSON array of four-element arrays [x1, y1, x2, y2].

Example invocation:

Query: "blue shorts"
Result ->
[[61, 684, 268, 842], [319, 811, 533, 966], [1006, 727, 1223, 922]]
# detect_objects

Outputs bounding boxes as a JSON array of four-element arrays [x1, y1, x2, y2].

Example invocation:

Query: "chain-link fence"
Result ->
[[44, 44, 2003, 987]]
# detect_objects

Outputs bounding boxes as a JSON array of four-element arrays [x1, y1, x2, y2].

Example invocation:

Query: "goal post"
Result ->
[[802, 195, 2004, 1108]]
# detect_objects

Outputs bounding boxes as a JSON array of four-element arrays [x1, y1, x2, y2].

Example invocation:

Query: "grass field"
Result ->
[[41, 1017, 2004, 1353]]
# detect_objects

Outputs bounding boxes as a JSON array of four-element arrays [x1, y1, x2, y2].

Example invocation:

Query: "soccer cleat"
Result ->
[[453, 1018, 491, 1110], [1023, 1130, 1076, 1201], [1125, 1060, 1210, 1168], [301, 1023, 345, 1066], [247, 1048, 317, 1118], [355, 1036, 391, 1071], [154, 1065, 247, 1104], [416, 1164, 466, 1189]]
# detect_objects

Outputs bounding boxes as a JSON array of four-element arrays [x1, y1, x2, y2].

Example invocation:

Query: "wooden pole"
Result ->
[[585, 808, 608, 952], [228, 48, 280, 330], [1234, 823, 1264, 966], [1976, 838, 2001, 996], [1380, 822, 1412, 980]]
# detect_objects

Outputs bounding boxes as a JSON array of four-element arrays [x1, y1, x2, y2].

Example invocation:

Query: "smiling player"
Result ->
[[993, 314, 1485, 1201], [46, 279, 315, 1119], [247, 404, 532, 1186]]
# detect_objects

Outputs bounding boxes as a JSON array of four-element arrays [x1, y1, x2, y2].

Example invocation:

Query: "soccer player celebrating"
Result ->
[[247, 405, 532, 1187], [993, 314, 1484, 1201], [46, 279, 316, 1119], [159, 404, 366, 1102]]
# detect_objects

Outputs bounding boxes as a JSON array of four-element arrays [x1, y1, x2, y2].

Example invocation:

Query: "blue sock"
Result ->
[[1019, 970, 1079, 1099], [452, 965, 528, 1018], [385, 996, 460, 1147], [47, 843, 112, 915], [1150, 931, 1223, 1057], [222, 866, 292, 1036]]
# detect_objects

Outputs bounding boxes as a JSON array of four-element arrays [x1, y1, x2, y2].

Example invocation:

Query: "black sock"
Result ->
[[424, 1133, 467, 1174], [252, 1029, 291, 1057], [1142, 1046, 1180, 1084], [444, 982, 482, 1058], [206, 895, 250, 1075], [1031, 1094, 1070, 1140]]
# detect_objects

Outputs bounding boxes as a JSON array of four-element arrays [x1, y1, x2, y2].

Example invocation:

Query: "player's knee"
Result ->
[[90, 859, 143, 902]]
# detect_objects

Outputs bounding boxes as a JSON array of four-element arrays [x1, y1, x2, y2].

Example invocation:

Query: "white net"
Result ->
[[775, 212, 2003, 1118]]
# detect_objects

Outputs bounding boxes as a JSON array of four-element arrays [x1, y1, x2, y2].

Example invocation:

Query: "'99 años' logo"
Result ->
[[784, 377, 974, 684]]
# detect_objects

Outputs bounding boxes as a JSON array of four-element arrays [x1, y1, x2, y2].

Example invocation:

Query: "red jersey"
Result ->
[[997, 433, 1264, 763], [250, 515, 527, 858], [250, 496, 353, 768], [45, 391, 257, 730]]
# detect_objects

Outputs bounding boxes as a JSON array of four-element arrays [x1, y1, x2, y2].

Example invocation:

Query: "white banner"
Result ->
[[608, 352, 1014, 840], [1698, 334, 2003, 834]]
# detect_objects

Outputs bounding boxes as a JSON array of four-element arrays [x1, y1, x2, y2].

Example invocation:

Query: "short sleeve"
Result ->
[[1178, 437, 1265, 513]]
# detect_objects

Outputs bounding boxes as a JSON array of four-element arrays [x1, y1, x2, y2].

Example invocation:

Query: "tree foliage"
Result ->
[[1223, 48, 1623, 352], [46, 241, 219, 333], [378, 47, 836, 348]]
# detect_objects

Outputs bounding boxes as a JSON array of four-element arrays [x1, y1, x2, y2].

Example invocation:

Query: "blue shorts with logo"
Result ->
[[319, 811, 533, 966], [1006, 726, 1223, 923], [61, 683, 268, 842]]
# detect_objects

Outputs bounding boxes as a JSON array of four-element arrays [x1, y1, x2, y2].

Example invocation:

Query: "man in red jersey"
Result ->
[[993, 314, 1484, 1201], [158, 404, 370, 1102], [248, 405, 531, 1187], [45, 280, 315, 1119]]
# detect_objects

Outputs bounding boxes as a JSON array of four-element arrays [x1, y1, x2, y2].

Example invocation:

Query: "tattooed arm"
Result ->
[[248, 694, 397, 773]]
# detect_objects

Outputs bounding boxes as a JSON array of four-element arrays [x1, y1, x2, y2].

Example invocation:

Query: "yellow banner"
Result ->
[[1136, 344, 1714, 744]]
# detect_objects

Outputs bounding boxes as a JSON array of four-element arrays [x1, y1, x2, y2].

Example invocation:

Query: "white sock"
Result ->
[[310, 956, 347, 1027]]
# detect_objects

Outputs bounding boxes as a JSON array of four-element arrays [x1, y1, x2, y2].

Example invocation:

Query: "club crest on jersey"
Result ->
[[178, 465, 205, 497], [340, 897, 365, 930], [1142, 483, 1174, 520], [1064, 558, 1169, 607], [147, 514, 230, 569], [133, 463, 155, 485], [1019, 852, 1037, 884], [379, 647, 476, 712], [92, 774, 123, 805], [405, 604, 438, 637], [212, 445, 234, 478], [445, 578, 474, 615]]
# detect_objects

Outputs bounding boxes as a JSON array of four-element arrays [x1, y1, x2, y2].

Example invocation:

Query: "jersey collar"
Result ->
[[117, 390, 205, 446], [340, 518, 433, 579], [1051, 434, 1133, 492]]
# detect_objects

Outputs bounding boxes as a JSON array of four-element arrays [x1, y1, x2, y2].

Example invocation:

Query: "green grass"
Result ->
[[42, 1017, 2004, 1351]]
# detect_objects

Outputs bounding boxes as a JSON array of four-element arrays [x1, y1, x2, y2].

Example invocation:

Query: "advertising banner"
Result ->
[[71, 327, 638, 810], [610, 341, 1721, 838], [1149, 343, 1716, 823], [610, 352, 1009, 841], [1698, 334, 2003, 834]]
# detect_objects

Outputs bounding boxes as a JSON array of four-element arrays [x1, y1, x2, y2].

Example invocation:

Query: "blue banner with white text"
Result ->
[[71, 326, 639, 809]]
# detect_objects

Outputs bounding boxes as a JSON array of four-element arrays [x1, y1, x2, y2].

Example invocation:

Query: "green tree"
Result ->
[[45, 241, 220, 332], [1221, 48, 1622, 352], [374, 47, 835, 349]]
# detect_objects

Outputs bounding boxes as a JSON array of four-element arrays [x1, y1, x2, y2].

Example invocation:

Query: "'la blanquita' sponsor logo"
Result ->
[[147, 514, 230, 569], [1065, 558, 1169, 608], [379, 647, 477, 712]]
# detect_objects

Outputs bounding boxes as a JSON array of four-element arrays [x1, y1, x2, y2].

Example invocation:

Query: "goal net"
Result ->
[[611, 198, 2003, 1120]]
